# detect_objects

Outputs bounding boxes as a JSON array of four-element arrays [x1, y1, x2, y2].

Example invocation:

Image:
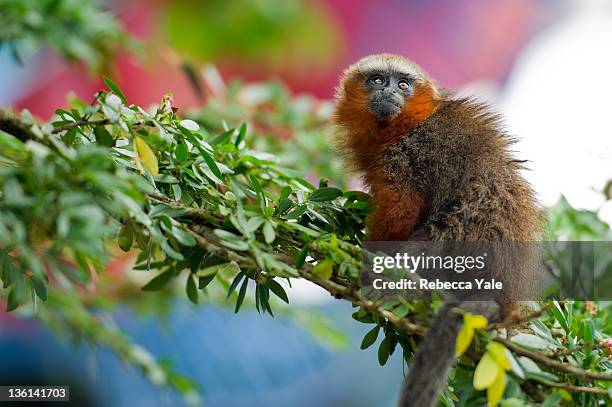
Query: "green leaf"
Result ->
[[258, 284, 273, 316], [279, 186, 292, 201], [510, 334, 552, 350], [581, 319, 594, 343], [501, 398, 529, 407], [378, 335, 391, 366], [234, 277, 249, 313], [198, 272, 216, 289], [552, 301, 569, 333], [218, 238, 249, 251], [172, 184, 182, 201], [285, 204, 307, 219], [308, 187, 343, 202], [542, 393, 563, 407], [55, 108, 77, 120], [142, 269, 175, 291], [94, 125, 114, 147], [103, 76, 128, 104], [171, 227, 196, 247], [506, 349, 525, 380], [267, 279, 288, 303], [179, 119, 199, 131], [6, 275, 26, 311], [263, 221, 275, 244], [274, 199, 293, 216], [255, 282, 261, 313], [161, 240, 184, 260], [235, 122, 247, 146], [295, 246, 308, 269], [518, 356, 543, 374], [312, 259, 334, 280], [360, 325, 380, 349], [118, 225, 133, 252], [209, 128, 234, 146], [31, 275, 48, 301], [343, 190, 371, 201], [227, 271, 245, 299], [249, 175, 266, 205], [525, 371, 560, 383], [186, 274, 198, 304], [175, 141, 188, 162], [199, 148, 222, 180], [529, 320, 553, 340], [197, 262, 237, 277], [245, 216, 265, 233]]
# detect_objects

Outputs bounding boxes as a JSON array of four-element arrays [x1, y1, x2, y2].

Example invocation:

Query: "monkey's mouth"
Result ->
[[369, 94, 403, 120]]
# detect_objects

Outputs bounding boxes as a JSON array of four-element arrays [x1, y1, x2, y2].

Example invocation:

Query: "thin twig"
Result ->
[[488, 303, 553, 330], [529, 379, 609, 396], [495, 337, 612, 382], [551, 343, 604, 357], [51, 118, 110, 134]]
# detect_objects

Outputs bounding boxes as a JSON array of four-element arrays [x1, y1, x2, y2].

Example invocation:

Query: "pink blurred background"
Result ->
[[6, 0, 553, 119]]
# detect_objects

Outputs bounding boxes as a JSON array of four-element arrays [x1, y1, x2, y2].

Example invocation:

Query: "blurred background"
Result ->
[[1, 0, 611, 406]]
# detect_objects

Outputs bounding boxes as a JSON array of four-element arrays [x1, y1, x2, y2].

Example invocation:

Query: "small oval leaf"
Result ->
[[361, 325, 380, 350], [308, 187, 343, 202], [135, 137, 159, 176], [487, 369, 506, 407], [474, 353, 500, 390], [142, 269, 175, 291]]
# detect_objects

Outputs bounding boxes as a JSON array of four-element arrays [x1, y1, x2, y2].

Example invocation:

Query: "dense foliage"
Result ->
[[0, 1, 610, 406], [0, 82, 373, 403], [0, 0, 129, 70]]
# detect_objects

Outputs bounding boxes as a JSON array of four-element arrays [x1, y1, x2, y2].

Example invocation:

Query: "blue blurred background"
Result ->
[[1, 0, 611, 406], [1, 302, 403, 407]]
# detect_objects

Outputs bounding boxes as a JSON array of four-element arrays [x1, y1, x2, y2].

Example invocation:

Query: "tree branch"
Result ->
[[551, 343, 604, 357], [495, 337, 612, 382], [0, 108, 37, 142], [488, 303, 553, 331], [528, 379, 609, 396], [51, 118, 110, 134], [183, 219, 427, 336], [148, 189, 428, 335]]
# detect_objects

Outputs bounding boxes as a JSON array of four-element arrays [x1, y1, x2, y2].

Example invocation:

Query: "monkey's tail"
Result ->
[[397, 301, 501, 407]]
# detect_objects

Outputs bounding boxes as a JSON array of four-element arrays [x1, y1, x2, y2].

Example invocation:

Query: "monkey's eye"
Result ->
[[370, 75, 385, 86], [398, 79, 411, 91]]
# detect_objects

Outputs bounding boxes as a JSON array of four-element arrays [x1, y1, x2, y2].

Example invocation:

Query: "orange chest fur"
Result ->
[[336, 82, 438, 241], [366, 183, 425, 241], [362, 86, 439, 241]]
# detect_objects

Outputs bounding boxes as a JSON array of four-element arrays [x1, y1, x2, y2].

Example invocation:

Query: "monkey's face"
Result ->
[[364, 72, 413, 121], [334, 54, 439, 147]]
